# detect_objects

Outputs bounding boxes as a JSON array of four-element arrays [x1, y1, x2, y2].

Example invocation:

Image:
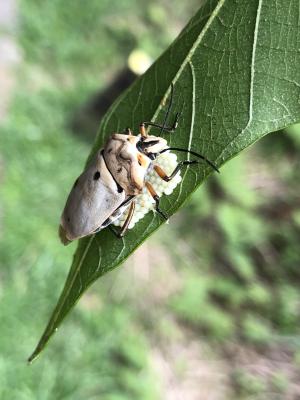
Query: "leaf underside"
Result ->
[[29, 0, 300, 361]]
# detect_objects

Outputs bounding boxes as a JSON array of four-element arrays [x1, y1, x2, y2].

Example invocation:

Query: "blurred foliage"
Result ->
[[19, 0, 200, 85], [169, 132, 300, 344], [0, 0, 300, 398]]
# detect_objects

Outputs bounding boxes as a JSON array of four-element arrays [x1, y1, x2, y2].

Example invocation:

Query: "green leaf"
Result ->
[[29, 0, 300, 361]]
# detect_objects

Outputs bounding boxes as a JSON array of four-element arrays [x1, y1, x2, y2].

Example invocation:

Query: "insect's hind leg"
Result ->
[[108, 225, 121, 238], [154, 160, 198, 182], [109, 201, 136, 238], [145, 182, 168, 221], [96, 195, 135, 237]]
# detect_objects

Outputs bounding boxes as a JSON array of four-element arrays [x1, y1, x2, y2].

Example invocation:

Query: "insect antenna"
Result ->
[[159, 147, 220, 173]]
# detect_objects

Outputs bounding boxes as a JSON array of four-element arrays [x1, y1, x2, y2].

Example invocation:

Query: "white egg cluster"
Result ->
[[113, 151, 182, 229]]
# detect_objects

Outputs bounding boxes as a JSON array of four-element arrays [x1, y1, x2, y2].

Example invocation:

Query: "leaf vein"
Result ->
[[216, 0, 263, 161]]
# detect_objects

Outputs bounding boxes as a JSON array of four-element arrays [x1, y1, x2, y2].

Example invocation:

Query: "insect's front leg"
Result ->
[[140, 83, 183, 135], [140, 113, 180, 134], [154, 160, 198, 182], [145, 182, 168, 221]]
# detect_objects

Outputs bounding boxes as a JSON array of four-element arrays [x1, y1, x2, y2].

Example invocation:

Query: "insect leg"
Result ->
[[108, 225, 121, 238], [140, 83, 182, 134], [154, 160, 198, 182], [139, 123, 147, 137], [158, 147, 219, 173], [108, 201, 136, 238], [100, 195, 135, 229], [160, 82, 174, 133], [145, 182, 168, 220], [119, 200, 136, 237], [140, 114, 179, 134]]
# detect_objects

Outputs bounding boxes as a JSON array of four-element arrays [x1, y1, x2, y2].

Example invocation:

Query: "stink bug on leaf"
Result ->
[[59, 84, 219, 245]]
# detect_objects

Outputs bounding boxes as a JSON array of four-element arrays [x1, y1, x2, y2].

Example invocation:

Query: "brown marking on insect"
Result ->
[[137, 153, 148, 168], [127, 135, 136, 144]]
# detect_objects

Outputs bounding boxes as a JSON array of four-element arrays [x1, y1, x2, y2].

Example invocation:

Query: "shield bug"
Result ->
[[59, 84, 219, 245]]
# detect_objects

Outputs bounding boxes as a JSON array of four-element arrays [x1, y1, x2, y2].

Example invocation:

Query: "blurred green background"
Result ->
[[0, 0, 300, 399]]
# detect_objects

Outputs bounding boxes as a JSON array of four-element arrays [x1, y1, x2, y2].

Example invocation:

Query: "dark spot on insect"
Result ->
[[67, 217, 71, 222], [73, 178, 79, 188], [117, 167, 122, 173], [116, 183, 123, 193], [138, 160, 142, 166], [93, 171, 100, 180], [108, 148, 112, 153]]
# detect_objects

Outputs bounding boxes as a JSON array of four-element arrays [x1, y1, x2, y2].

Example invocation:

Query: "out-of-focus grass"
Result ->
[[169, 138, 300, 341], [162, 131, 300, 396]]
